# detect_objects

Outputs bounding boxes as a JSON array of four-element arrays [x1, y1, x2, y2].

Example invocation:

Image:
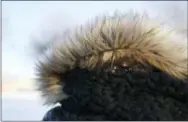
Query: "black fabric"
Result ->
[[43, 67, 188, 121]]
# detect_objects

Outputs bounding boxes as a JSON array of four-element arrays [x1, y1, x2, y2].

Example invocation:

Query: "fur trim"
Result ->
[[36, 12, 187, 105]]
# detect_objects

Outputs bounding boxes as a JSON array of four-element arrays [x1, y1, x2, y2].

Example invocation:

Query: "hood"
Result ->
[[35, 12, 187, 105]]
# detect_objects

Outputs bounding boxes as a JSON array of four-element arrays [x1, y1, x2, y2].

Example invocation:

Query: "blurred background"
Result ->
[[2, 1, 187, 121]]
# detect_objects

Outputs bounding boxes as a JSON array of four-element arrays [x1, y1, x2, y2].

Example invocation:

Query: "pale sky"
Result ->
[[2, 1, 187, 80]]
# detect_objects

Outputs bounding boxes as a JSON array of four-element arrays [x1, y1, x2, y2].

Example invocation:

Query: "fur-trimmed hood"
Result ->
[[35, 12, 187, 105]]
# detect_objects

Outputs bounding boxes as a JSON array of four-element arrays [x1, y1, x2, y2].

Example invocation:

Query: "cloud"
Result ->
[[2, 73, 35, 92]]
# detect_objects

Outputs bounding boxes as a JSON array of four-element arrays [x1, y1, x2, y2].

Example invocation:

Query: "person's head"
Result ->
[[36, 12, 188, 121]]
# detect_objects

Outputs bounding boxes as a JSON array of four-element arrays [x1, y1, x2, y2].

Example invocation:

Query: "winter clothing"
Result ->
[[35, 12, 188, 121]]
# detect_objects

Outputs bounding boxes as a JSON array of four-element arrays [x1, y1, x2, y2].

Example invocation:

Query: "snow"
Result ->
[[2, 92, 53, 121]]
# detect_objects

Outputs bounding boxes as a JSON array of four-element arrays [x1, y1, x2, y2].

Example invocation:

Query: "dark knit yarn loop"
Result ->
[[43, 67, 188, 121]]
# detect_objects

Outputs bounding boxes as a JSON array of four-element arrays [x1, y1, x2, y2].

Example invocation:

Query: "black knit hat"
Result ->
[[35, 12, 188, 121]]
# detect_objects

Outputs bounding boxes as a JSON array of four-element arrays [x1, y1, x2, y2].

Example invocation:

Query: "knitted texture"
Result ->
[[43, 67, 188, 121]]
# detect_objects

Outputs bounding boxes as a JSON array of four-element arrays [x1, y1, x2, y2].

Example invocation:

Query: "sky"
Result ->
[[2, 1, 187, 81]]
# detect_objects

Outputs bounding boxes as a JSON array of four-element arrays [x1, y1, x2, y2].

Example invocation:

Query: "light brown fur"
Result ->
[[36, 12, 187, 105]]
